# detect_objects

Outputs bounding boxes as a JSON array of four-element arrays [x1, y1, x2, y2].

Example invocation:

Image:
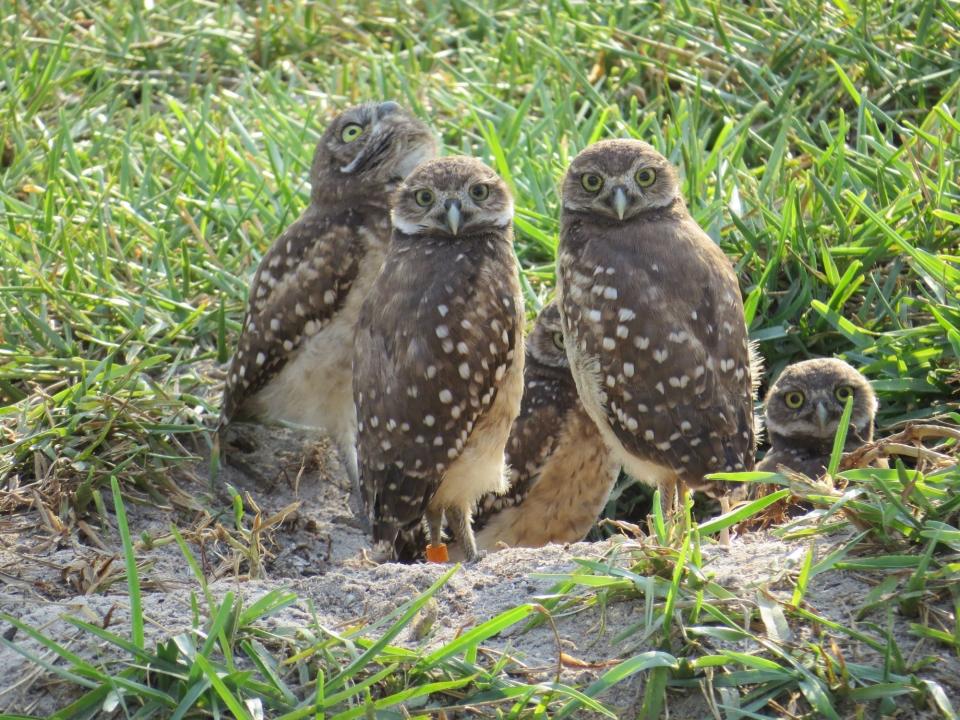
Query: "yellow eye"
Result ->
[[835, 385, 854, 403], [414, 188, 434, 206], [581, 173, 603, 192], [552, 331, 564, 351], [469, 183, 489, 201], [784, 391, 805, 409], [340, 123, 364, 142], [635, 168, 656, 187]]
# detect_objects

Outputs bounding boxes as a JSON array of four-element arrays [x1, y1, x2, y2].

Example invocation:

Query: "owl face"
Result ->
[[562, 139, 680, 221], [391, 156, 513, 238], [764, 358, 878, 443], [312, 101, 437, 194], [527, 302, 569, 369]]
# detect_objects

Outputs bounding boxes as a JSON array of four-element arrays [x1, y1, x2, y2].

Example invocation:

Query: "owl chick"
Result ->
[[462, 301, 620, 556], [556, 139, 758, 540], [353, 156, 524, 562], [757, 358, 878, 477], [217, 102, 437, 495]]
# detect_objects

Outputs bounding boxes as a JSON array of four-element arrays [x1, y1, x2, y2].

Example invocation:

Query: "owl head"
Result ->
[[311, 101, 437, 201], [527, 302, 569, 369], [562, 139, 681, 221], [391, 156, 513, 238], [764, 358, 878, 444]]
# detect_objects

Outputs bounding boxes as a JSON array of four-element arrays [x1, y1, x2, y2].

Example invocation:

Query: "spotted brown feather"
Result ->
[[215, 102, 437, 512], [559, 207, 754, 494], [462, 301, 620, 555], [557, 139, 759, 523], [473, 304, 578, 526], [219, 210, 366, 426], [355, 231, 521, 527], [353, 156, 524, 562]]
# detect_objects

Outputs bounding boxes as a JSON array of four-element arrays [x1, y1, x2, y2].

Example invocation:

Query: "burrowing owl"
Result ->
[[217, 102, 436, 496], [463, 301, 620, 556], [556, 139, 758, 540], [757, 358, 877, 477], [353, 156, 524, 562]]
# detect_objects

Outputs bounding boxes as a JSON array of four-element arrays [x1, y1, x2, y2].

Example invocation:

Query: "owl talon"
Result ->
[[718, 527, 732, 548], [223, 424, 259, 457], [464, 548, 487, 564]]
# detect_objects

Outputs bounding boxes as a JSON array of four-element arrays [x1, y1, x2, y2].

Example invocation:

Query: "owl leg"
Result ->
[[659, 476, 679, 517], [338, 440, 369, 532], [447, 506, 484, 563], [718, 495, 732, 547], [426, 508, 444, 547]]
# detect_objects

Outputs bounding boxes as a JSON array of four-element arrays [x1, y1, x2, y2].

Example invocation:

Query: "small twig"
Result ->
[[531, 603, 564, 684], [76, 520, 110, 551], [855, 443, 954, 469], [839, 423, 960, 471]]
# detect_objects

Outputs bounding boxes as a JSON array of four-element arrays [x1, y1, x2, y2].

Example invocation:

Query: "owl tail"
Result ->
[[392, 524, 429, 562], [364, 463, 435, 563]]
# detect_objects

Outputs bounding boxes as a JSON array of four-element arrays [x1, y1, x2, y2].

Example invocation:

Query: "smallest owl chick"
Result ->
[[758, 358, 878, 478], [461, 302, 620, 557]]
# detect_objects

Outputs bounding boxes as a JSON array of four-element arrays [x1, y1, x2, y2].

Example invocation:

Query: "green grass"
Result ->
[[1, 0, 958, 717], [3, 470, 958, 718]]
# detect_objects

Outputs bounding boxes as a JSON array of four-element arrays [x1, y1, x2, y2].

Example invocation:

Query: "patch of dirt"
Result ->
[[0, 426, 957, 718]]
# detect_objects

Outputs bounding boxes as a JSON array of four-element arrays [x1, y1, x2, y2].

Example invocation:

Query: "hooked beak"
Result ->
[[815, 402, 829, 433], [446, 200, 461, 236], [340, 154, 363, 174], [612, 186, 628, 220]]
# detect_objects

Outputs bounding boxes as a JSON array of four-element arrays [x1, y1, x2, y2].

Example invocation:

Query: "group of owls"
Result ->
[[216, 102, 879, 562]]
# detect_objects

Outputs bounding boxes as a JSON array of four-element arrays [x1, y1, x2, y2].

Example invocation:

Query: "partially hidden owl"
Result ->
[[556, 139, 759, 541], [353, 156, 525, 562], [457, 301, 620, 558], [217, 102, 437, 496], [757, 358, 878, 477]]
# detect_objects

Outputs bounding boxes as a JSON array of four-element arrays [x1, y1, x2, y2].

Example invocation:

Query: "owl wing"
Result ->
[[354, 236, 522, 540], [473, 364, 576, 529], [561, 215, 755, 490], [218, 208, 369, 428]]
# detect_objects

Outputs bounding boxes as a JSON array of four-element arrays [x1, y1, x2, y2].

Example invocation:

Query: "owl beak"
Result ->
[[445, 199, 462, 236], [612, 186, 628, 220], [815, 401, 829, 432]]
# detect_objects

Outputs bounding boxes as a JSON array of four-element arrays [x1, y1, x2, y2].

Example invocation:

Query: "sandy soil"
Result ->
[[0, 425, 956, 718]]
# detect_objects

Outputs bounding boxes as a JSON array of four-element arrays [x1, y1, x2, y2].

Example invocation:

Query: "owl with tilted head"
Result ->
[[758, 358, 878, 478], [459, 301, 620, 557], [217, 102, 436, 509], [556, 139, 760, 542], [353, 156, 525, 562]]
